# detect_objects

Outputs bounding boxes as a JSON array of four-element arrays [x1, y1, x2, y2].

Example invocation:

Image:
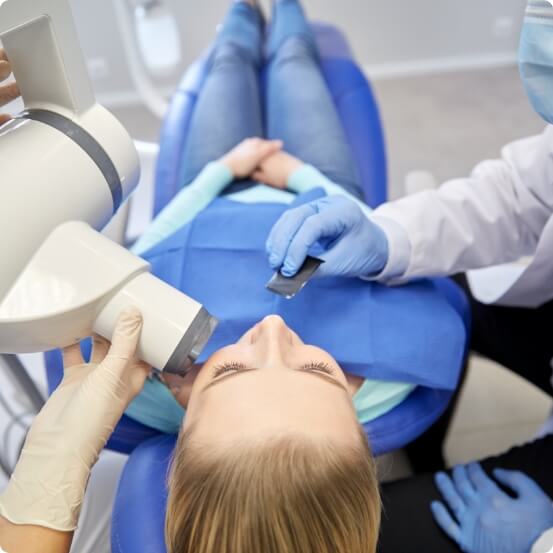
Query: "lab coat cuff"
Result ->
[[532, 527, 553, 553], [364, 215, 412, 282]]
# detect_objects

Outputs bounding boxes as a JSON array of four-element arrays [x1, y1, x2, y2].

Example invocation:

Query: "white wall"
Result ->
[[316, 0, 526, 77], [70, 0, 527, 105]]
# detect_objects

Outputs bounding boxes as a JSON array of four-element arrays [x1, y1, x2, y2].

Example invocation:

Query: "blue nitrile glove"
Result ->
[[432, 463, 553, 553], [266, 195, 389, 278]]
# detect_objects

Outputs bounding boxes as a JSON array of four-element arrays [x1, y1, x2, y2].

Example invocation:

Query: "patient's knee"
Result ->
[[271, 36, 316, 66], [212, 42, 259, 69]]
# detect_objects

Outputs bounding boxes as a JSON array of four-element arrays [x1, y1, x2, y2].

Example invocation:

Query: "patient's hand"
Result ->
[[252, 151, 303, 190], [220, 138, 283, 179], [0, 49, 20, 125]]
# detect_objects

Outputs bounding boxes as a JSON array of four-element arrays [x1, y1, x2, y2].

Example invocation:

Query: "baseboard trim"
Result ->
[[364, 52, 518, 80]]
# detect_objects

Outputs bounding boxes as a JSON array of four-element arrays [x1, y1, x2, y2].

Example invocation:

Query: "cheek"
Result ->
[[236, 325, 259, 345], [301, 345, 340, 366], [239, 328, 255, 344], [183, 349, 246, 428]]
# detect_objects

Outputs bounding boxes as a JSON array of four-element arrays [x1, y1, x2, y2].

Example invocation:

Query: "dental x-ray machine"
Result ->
[[0, 0, 217, 383]]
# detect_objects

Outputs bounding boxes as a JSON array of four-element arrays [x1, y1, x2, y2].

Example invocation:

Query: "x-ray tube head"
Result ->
[[0, 0, 217, 375]]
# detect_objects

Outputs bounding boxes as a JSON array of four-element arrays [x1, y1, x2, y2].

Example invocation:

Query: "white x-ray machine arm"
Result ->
[[0, 0, 217, 377]]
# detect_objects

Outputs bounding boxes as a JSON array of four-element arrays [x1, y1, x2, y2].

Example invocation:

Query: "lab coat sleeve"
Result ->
[[373, 125, 553, 281], [532, 527, 553, 553], [132, 162, 233, 254], [288, 164, 374, 217]]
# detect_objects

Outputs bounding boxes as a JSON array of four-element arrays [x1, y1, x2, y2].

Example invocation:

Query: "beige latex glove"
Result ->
[[0, 49, 19, 125], [0, 308, 151, 532]]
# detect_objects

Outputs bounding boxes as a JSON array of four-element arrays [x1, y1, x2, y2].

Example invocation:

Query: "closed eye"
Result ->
[[211, 362, 248, 379], [205, 360, 347, 394], [212, 361, 335, 380], [299, 361, 335, 376]]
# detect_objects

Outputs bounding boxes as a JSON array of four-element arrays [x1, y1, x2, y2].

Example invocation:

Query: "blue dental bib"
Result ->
[[142, 191, 465, 390]]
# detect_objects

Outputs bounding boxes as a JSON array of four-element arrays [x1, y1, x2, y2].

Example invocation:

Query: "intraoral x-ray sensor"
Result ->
[[266, 257, 324, 299], [0, 0, 217, 375]]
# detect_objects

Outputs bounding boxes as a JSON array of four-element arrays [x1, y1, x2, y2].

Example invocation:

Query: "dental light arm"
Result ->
[[0, 0, 217, 375]]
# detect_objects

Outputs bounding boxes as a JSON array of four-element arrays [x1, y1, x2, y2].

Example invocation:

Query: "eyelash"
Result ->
[[300, 361, 335, 376], [211, 362, 247, 379], [211, 361, 335, 379]]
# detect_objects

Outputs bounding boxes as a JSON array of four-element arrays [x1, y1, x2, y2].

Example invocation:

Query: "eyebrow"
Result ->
[[202, 366, 349, 394]]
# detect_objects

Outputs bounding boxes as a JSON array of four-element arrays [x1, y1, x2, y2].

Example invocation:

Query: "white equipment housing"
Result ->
[[0, 0, 216, 375]]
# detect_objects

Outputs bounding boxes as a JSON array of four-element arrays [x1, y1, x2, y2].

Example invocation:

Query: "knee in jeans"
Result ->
[[272, 36, 316, 65], [213, 42, 258, 68]]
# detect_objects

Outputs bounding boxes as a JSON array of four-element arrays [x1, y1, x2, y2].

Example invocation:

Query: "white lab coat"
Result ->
[[374, 125, 553, 308], [532, 527, 553, 553], [374, 126, 553, 551]]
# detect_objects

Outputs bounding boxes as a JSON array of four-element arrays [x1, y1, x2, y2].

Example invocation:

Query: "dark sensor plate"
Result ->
[[266, 257, 324, 299]]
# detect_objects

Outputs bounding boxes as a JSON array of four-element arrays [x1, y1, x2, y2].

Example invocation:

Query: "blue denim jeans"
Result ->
[[180, 0, 362, 199]]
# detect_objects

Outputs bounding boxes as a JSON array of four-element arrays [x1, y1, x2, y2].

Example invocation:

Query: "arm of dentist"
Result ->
[[0, 308, 151, 553], [265, 127, 553, 281], [432, 463, 553, 553], [257, 151, 400, 278], [373, 126, 553, 281], [0, 522, 72, 553]]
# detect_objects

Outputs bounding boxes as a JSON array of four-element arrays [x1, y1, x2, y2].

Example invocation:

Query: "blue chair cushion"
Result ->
[[112, 435, 175, 553]]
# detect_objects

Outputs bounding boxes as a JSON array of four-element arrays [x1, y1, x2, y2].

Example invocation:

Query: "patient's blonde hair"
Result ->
[[165, 428, 381, 553]]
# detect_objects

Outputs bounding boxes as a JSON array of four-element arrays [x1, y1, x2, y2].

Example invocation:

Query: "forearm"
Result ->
[[374, 127, 553, 281], [0, 517, 72, 553]]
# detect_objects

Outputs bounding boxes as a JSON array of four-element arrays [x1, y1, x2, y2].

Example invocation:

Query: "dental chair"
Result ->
[[103, 23, 471, 553]]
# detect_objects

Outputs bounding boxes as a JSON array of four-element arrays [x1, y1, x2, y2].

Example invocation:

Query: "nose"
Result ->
[[259, 314, 286, 328], [257, 315, 290, 342], [252, 315, 293, 366]]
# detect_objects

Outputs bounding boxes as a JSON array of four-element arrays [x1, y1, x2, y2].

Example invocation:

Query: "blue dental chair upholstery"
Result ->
[[109, 23, 469, 553]]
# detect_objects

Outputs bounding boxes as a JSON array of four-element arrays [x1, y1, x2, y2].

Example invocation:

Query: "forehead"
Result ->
[[187, 369, 359, 444]]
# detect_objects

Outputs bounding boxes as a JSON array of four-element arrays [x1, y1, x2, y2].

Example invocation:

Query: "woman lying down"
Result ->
[[122, 1, 464, 552]]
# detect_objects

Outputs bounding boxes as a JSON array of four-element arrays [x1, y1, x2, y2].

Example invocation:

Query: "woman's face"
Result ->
[[180, 315, 360, 446]]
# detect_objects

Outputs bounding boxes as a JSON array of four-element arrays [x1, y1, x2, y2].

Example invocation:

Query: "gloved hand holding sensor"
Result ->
[[266, 256, 324, 299]]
